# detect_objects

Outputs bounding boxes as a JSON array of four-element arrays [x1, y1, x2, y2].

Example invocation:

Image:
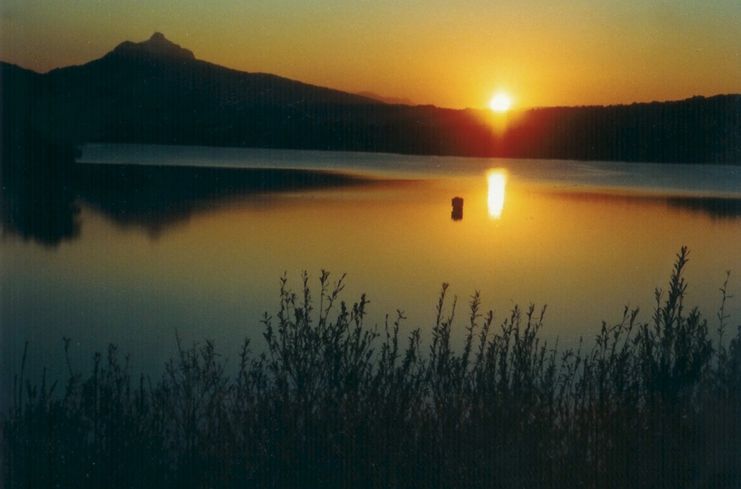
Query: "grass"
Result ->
[[3, 247, 741, 488]]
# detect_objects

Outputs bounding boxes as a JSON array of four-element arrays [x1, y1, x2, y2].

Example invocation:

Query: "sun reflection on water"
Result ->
[[487, 169, 507, 219]]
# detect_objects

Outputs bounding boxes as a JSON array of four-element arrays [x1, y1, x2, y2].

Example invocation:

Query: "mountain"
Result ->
[[2, 33, 740, 163], [356, 91, 415, 105], [109, 32, 195, 60]]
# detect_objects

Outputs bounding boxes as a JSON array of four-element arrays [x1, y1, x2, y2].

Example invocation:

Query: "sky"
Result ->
[[1, 0, 740, 109]]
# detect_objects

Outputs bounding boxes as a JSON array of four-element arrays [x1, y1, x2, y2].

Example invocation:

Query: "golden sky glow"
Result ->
[[1, 1, 739, 108]]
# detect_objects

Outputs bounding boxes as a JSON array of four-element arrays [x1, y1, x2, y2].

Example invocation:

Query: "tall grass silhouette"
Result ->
[[4, 247, 740, 488]]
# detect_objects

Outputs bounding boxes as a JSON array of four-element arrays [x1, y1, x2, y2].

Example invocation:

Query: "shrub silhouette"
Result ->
[[4, 248, 740, 488]]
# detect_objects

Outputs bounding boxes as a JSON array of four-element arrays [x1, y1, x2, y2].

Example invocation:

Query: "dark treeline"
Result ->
[[3, 248, 741, 488], [492, 96, 740, 163], [2, 33, 739, 164]]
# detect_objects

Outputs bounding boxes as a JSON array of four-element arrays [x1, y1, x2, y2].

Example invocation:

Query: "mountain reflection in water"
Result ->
[[2, 154, 377, 245], [542, 190, 741, 221], [2, 151, 741, 248]]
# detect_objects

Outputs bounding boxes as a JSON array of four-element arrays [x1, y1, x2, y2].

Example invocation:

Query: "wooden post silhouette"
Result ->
[[451, 196, 463, 221]]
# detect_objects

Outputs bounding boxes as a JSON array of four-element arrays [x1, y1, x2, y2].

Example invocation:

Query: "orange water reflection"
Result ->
[[3, 170, 740, 380], [487, 169, 507, 219]]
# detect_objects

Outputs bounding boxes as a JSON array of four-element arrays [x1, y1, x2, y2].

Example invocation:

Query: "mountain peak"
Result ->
[[110, 33, 195, 61]]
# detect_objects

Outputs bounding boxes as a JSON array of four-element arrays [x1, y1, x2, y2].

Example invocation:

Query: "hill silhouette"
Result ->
[[2, 33, 739, 163], [356, 91, 415, 105], [109, 32, 196, 60]]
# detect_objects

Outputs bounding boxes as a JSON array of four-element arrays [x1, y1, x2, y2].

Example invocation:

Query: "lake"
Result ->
[[2, 144, 740, 387]]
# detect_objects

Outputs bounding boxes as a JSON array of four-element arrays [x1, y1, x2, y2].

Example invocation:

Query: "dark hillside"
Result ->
[[2, 33, 739, 163]]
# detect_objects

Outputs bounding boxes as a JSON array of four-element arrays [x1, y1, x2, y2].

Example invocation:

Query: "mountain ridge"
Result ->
[[109, 32, 196, 61], [2, 33, 739, 164]]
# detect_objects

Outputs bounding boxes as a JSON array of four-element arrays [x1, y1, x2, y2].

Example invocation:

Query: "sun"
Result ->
[[489, 92, 512, 113]]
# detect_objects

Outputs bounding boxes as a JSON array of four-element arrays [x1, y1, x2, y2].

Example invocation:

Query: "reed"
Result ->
[[4, 247, 740, 488]]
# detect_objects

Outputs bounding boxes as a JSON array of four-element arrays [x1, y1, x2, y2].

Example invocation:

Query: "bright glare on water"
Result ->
[[487, 169, 507, 219]]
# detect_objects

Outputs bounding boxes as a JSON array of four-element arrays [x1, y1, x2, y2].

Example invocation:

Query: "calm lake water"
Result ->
[[2, 144, 740, 388]]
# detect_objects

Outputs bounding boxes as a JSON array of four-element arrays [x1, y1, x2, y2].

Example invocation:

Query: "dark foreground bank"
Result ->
[[3, 248, 740, 489]]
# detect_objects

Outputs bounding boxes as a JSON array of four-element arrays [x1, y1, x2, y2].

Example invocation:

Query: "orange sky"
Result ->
[[1, 0, 739, 109]]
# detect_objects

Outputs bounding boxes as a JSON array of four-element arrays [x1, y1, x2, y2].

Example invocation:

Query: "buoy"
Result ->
[[451, 196, 463, 221]]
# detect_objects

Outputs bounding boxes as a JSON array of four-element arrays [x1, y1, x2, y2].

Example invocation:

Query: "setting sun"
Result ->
[[489, 92, 513, 113]]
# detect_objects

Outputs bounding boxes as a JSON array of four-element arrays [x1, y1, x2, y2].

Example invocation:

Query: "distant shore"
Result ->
[[3, 52, 739, 164]]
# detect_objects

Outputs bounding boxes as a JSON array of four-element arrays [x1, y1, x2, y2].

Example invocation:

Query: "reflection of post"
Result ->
[[451, 196, 464, 221]]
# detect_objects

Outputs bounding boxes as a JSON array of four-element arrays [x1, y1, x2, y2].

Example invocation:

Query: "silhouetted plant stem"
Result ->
[[3, 251, 740, 488]]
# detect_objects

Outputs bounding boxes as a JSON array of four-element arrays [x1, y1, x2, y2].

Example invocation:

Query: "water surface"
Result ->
[[2, 144, 740, 386]]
